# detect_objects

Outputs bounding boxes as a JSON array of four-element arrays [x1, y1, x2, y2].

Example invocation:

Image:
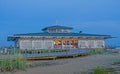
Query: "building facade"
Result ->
[[8, 25, 111, 50]]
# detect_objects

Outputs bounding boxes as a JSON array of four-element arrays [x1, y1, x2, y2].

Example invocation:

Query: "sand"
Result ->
[[3, 52, 120, 74], [14, 53, 120, 74]]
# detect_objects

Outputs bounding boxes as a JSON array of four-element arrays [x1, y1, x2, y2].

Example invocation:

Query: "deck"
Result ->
[[0, 49, 90, 60]]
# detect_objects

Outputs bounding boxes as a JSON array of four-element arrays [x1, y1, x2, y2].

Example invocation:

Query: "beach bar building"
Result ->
[[8, 25, 111, 50]]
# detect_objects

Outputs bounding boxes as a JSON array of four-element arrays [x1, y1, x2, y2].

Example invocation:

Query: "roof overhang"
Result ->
[[7, 35, 113, 41], [7, 36, 20, 41]]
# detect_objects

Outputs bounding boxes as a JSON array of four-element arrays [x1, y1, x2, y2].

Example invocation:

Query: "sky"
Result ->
[[0, 0, 120, 47]]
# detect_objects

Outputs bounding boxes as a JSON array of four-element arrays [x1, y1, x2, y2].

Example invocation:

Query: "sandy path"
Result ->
[[0, 53, 117, 74], [4, 53, 120, 74]]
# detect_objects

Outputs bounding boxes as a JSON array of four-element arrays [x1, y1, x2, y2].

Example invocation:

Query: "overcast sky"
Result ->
[[0, 0, 120, 47]]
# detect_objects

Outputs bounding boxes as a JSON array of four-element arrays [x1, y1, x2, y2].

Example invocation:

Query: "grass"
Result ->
[[0, 49, 68, 72], [0, 53, 29, 72], [90, 49, 105, 55], [93, 66, 108, 74], [112, 59, 120, 65]]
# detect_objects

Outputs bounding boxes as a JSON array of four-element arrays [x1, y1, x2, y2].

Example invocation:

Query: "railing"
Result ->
[[0, 49, 90, 60]]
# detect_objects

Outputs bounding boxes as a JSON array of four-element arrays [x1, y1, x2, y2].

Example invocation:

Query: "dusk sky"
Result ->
[[0, 0, 120, 47]]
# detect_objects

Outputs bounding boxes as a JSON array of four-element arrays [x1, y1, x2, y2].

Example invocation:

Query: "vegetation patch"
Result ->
[[112, 59, 120, 65], [0, 54, 29, 73], [93, 66, 108, 74], [90, 49, 105, 55]]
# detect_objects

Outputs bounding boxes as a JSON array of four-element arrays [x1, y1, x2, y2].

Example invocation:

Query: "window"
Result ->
[[97, 40, 104, 48], [54, 39, 78, 49], [48, 29, 56, 33], [80, 41, 86, 48], [88, 40, 95, 48], [54, 40, 62, 49]]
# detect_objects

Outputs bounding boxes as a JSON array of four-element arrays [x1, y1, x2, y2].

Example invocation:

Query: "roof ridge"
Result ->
[[42, 25, 73, 31]]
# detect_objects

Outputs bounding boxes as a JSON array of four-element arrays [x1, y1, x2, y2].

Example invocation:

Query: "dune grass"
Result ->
[[90, 49, 105, 55], [112, 59, 120, 65], [93, 66, 108, 74], [0, 54, 29, 72]]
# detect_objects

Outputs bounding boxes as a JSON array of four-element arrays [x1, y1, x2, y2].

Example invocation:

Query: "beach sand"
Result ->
[[0, 50, 120, 74], [3, 52, 120, 74]]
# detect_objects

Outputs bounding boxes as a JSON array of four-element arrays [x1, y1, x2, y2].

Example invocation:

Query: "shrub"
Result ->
[[28, 50, 32, 54], [93, 66, 108, 74], [90, 49, 105, 55], [38, 50, 41, 54]]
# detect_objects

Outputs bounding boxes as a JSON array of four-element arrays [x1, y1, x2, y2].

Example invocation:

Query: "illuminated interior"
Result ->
[[54, 40, 62, 49], [54, 39, 78, 49]]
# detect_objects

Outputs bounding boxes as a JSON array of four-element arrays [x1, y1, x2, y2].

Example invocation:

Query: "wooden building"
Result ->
[[8, 25, 111, 50]]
